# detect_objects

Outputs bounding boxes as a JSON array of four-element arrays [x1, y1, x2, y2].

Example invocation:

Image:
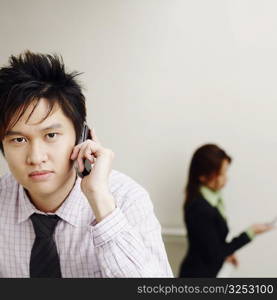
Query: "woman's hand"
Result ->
[[225, 254, 239, 267], [250, 223, 274, 235]]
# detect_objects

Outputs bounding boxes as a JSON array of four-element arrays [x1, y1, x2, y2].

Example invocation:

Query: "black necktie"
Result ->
[[30, 213, 62, 278]]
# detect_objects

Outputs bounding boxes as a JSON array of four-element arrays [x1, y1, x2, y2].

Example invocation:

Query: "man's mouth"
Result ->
[[28, 170, 54, 181], [29, 170, 53, 176]]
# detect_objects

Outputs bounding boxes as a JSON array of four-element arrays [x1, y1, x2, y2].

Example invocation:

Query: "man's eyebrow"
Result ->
[[5, 123, 63, 136], [41, 123, 63, 131], [5, 131, 23, 136]]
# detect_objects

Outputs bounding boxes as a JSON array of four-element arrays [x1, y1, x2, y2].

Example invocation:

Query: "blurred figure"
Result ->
[[179, 144, 273, 277]]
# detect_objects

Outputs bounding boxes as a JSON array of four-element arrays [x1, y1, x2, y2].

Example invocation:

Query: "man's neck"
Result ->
[[26, 171, 77, 213]]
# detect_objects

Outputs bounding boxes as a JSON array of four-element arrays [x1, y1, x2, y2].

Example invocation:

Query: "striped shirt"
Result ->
[[0, 170, 173, 278]]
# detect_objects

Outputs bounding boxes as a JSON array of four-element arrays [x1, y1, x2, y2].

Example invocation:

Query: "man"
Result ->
[[0, 51, 173, 278]]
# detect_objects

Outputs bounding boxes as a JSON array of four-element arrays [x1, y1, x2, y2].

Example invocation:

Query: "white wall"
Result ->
[[0, 0, 277, 276]]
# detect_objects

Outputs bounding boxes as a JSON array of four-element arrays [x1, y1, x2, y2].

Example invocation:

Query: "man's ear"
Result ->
[[0, 142, 5, 158]]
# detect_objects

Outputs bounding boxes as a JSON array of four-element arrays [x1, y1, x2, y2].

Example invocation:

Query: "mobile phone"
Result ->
[[75, 122, 92, 178]]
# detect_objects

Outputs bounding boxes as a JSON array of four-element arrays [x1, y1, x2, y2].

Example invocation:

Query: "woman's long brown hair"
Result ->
[[184, 144, 232, 209]]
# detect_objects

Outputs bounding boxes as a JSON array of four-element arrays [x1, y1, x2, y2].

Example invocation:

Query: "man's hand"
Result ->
[[225, 254, 239, 267], [70, 128, 116, 222]]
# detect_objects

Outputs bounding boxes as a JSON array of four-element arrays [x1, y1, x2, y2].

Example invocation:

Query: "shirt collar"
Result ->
[[17, 176, 91, 227], [200, 185, 222, 207]]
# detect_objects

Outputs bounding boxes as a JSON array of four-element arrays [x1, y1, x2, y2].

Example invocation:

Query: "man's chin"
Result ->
[[26, 183, 57, 196], [24, 171, 75, 194]]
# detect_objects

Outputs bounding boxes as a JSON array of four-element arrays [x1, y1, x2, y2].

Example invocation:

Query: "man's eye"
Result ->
[[46, 133, 58, 139], [12, 137, 26, 143]]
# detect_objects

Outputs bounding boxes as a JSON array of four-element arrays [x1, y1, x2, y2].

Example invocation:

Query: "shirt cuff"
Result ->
[[245, 228, 256, 240], [91, 207, 129, 247]]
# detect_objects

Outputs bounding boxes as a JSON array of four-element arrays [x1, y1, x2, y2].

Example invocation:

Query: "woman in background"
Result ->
[[179, 144, 272, 277]]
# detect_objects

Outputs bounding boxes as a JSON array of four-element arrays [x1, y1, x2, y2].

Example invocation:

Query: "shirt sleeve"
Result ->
[[245, 227, 256, 240], [91, 189, 173, 278], [190, 208, 251, 264]]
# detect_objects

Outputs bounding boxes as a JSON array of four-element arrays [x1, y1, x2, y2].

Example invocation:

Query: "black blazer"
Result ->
[[179, 194, 251, 277]]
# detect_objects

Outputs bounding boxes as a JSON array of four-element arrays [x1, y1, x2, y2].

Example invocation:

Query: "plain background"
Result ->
[[0, 0, 277, 276]]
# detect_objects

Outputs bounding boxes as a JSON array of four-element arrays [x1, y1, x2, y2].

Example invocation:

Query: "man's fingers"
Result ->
[[71, 144, 81, 159], [90, 128, 100, 144], [77, 143, 98, 171], [72, 139, 110, 173], [76, 153, 83, 172], [84, 146, 95, 163]]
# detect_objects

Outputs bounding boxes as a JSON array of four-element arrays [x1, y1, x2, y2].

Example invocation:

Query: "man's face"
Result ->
[[2, 98, 76, 198]]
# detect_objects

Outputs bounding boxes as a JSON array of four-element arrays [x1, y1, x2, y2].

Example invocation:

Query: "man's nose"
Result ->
[[26, 142, 48, 165]]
